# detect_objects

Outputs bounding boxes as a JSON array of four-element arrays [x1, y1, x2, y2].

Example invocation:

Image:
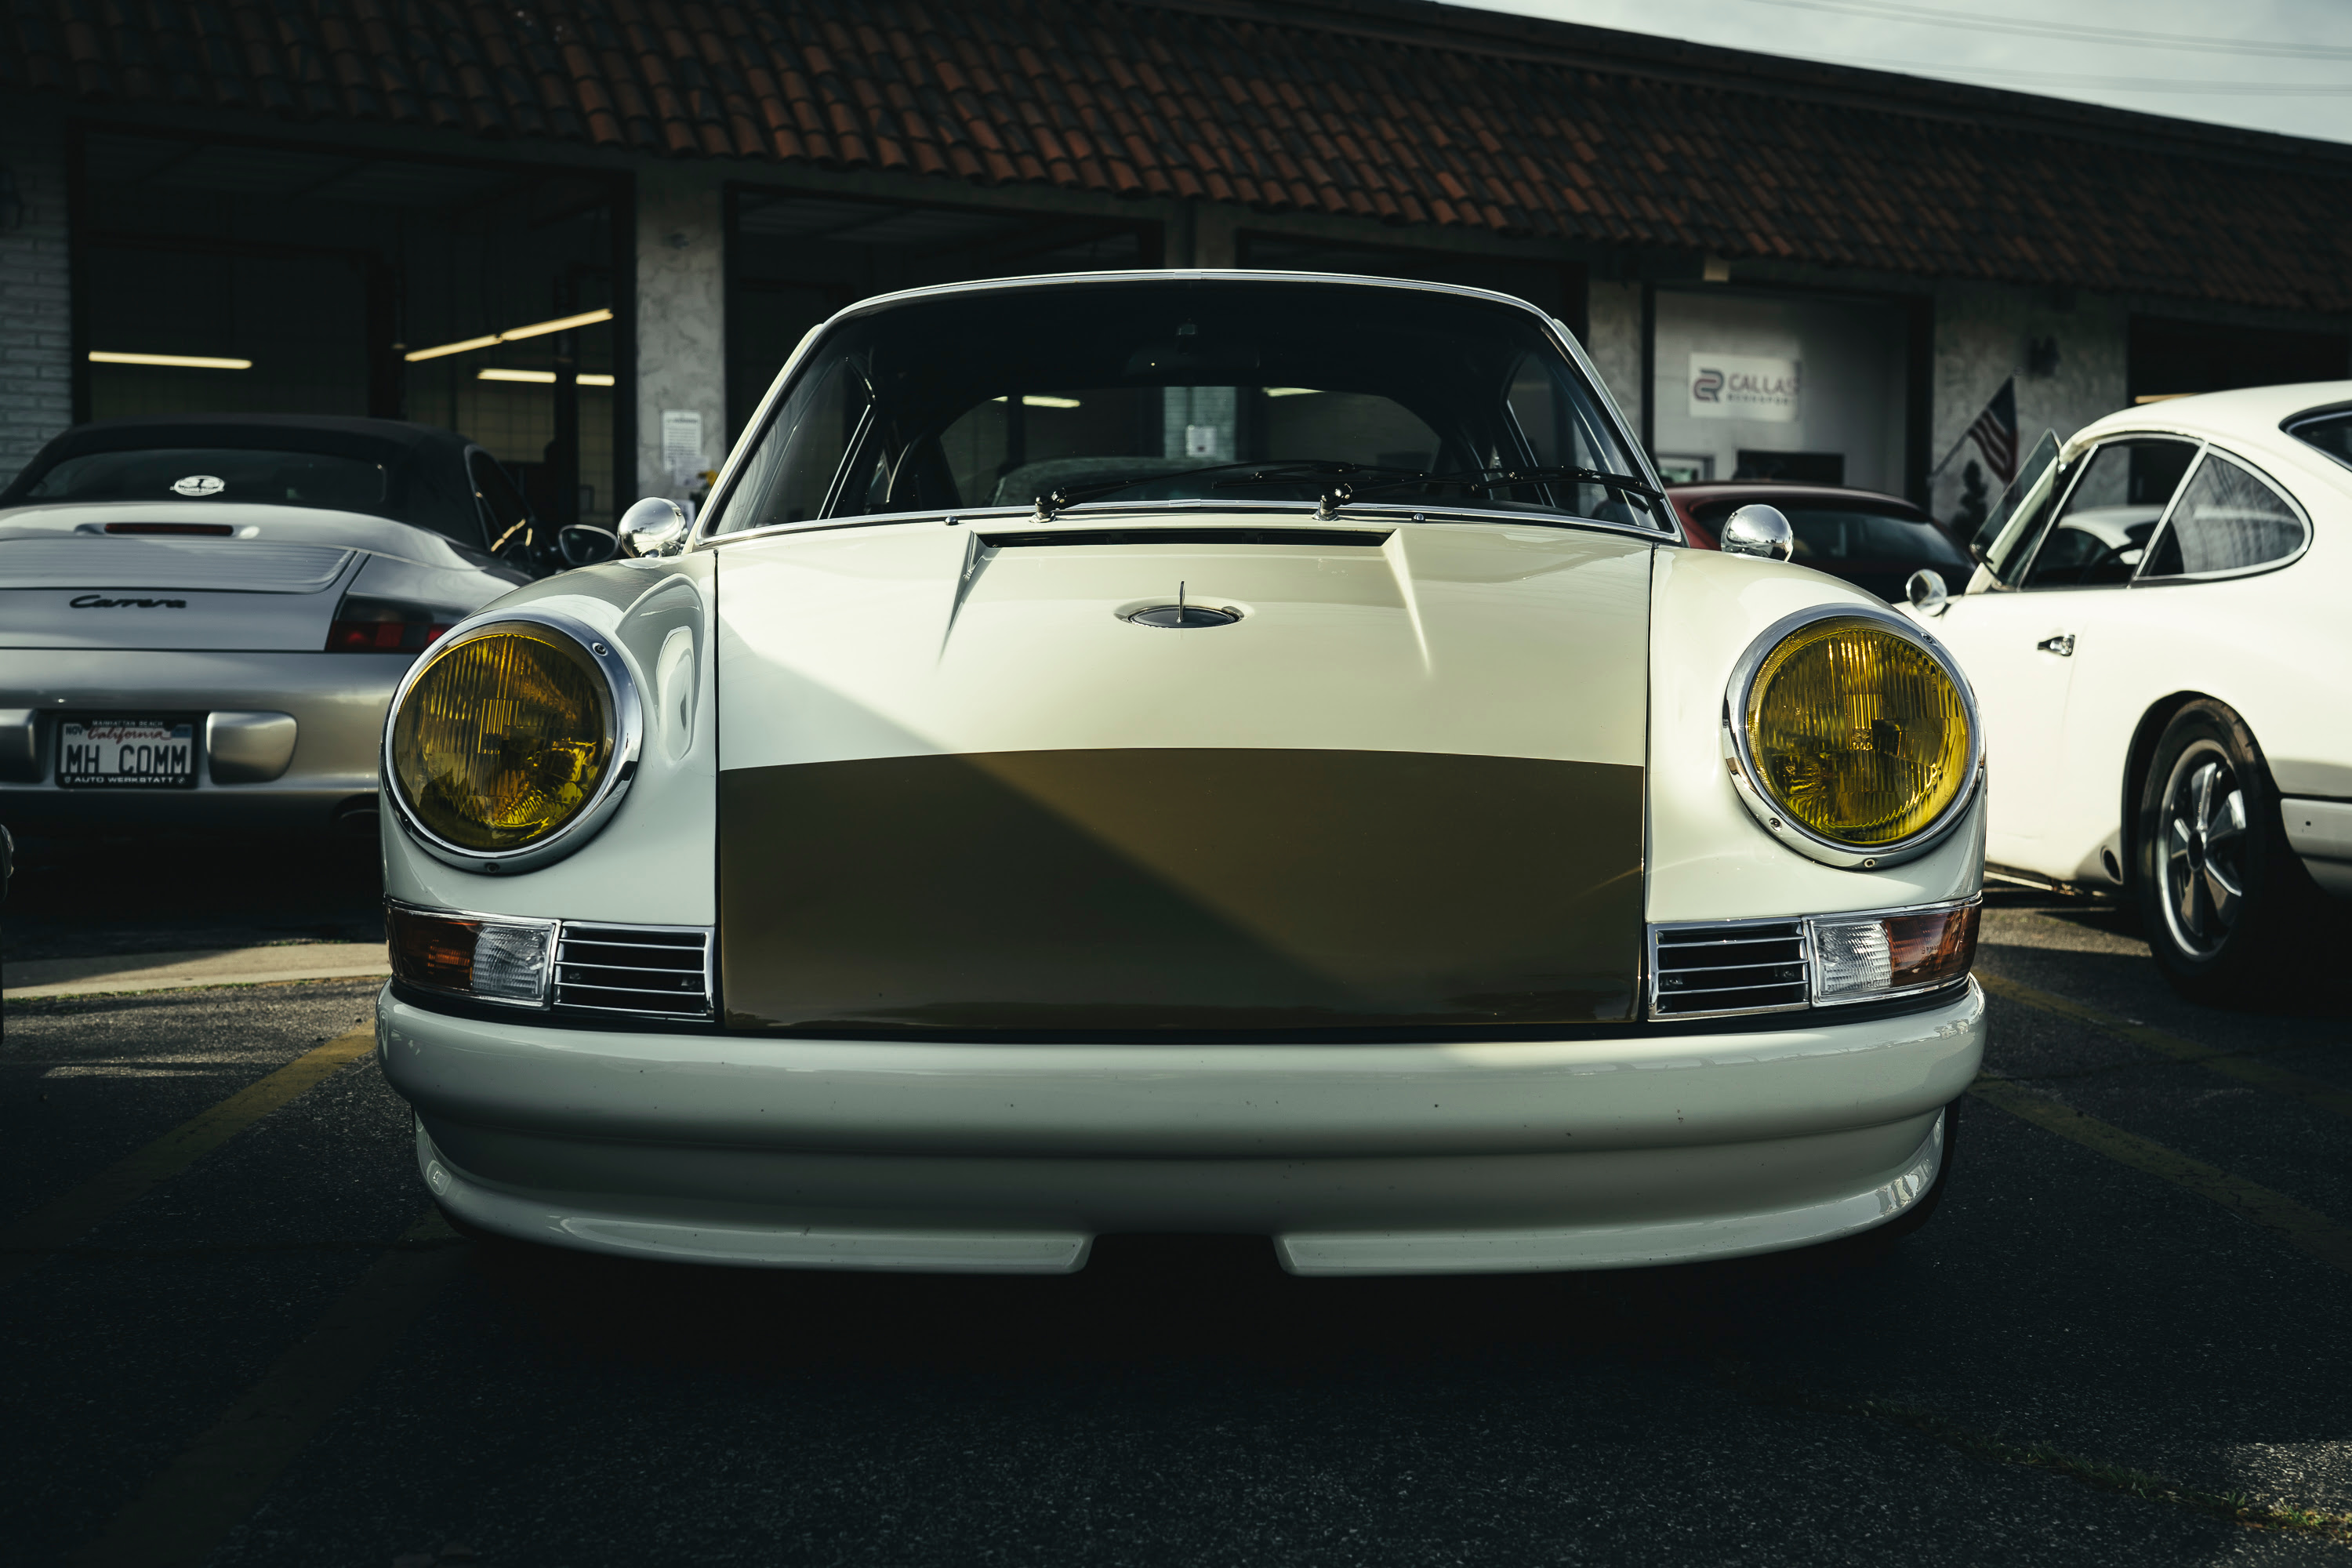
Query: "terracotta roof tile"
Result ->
[[9, 0, 2352, 310]]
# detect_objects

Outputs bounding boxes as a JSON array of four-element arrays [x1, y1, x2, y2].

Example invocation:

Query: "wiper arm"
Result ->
[[1029, 459, 1369, 521], [1304, 465, 1664, 520], [1023, 459, 1663, 522]]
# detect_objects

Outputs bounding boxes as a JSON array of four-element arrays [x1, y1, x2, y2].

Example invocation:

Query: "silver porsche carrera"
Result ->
[[0, 414, 604, 836]]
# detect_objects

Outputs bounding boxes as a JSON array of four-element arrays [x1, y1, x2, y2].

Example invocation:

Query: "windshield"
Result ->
[[710, 279, 1667, 535], [23, 448, 391, 511]]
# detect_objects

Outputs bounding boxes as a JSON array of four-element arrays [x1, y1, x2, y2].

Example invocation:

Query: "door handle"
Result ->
[[2036, 633, 2075, 657]]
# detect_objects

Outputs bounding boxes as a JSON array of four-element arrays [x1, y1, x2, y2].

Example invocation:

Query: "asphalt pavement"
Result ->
[[4, 834, 2350, 1566]]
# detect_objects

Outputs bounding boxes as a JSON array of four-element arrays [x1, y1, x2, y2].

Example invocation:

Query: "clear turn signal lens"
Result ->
[[1744, 617, 1972, 848], [388, 623, 613, 851], [1810, 899, 1979, 1004], [386, 902, 552, 1005]]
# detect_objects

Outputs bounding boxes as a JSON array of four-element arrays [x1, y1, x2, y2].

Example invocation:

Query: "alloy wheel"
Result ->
[[2158, 739, 2249, 960]]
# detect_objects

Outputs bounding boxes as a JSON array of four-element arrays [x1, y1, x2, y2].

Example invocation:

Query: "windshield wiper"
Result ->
[[1023, 459, 1663, 523], [1028, 459, 1410, 521], [1294, 465, 1666, 521]]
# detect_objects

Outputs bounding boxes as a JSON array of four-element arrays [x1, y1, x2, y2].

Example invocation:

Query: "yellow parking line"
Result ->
[[72, 1210, 465, 1568], [1969, 1076, 2352, 1276], [1980, 973, 2352, 1120], [0, 1027, 377, 1290]]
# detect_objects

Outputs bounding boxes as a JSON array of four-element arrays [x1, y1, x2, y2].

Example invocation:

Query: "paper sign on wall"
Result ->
[[661, 409, 705, 481], [1687, 354, 1801, 422]]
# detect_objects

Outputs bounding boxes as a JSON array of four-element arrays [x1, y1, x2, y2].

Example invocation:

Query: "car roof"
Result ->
[[23, 414, 476, 463], [2071, 381, 2352, 457]]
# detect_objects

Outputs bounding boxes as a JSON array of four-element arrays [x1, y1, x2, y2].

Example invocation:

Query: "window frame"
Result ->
[[2005, 434, 2201, 593], [690, 273, 1684, 550], [2128, 441, 2313, 588]]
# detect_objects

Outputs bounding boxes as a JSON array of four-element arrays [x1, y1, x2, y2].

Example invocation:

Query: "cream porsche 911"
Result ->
[[374, 272, 1987, 1275]]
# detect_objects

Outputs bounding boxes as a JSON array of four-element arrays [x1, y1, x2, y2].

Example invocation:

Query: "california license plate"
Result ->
[[59, 718, 198, 788]]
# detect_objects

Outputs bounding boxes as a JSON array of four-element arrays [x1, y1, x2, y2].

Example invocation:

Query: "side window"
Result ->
[[468, 451, 532, 554], [724, 358, 873, 532], [2143, 452, 2307, 579], [2017, 437, 2197, 589]]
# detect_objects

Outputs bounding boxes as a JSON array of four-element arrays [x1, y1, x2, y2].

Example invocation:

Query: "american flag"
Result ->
[[1964, 378, 2019, 485]]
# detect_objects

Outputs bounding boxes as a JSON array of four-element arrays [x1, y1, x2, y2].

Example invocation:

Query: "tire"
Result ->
[[2132, 699, 2310, 1004]]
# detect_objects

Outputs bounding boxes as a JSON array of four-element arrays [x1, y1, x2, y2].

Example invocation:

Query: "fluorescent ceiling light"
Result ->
[[405, 307, 615, 363], [405, 334, 501, 363], [1265, 387, 1321, 397], [477, 369, 619, 387], [498, 307, 615, 343], [1022, 394, 1081, 408], [89, 351, 252, 370]]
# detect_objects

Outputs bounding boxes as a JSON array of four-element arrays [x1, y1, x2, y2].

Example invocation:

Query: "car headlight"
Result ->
[[1725, 607, 1981, 869], [383, 609, 641, 873]]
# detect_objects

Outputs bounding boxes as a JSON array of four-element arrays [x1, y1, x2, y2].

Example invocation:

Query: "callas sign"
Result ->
[[1688, 354, 1801, 422]]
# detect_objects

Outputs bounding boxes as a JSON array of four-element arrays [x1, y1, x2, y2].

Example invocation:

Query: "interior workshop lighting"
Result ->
[[89, 351, 252, 369], [405, 307, 615, 363], [477, 369, 618, 387]]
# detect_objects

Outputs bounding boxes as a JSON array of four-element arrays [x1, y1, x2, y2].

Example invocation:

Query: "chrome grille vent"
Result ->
[[1651, 920, 1808, 1018], [553, 924, 713, 1019]]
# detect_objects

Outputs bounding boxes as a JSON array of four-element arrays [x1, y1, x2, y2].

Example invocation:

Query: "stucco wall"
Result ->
[[0, 113, 71, 482], [1929, 279, 2127, 525], [1584, 280, 1642, 430], [636, 169, 728, 504]]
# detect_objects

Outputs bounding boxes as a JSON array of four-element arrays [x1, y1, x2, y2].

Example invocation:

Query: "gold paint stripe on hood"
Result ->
[[720, 747, 1642, 1035]]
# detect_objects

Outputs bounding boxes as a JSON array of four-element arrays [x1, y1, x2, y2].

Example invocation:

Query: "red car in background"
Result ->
[[1668, 483, 1974, 603]]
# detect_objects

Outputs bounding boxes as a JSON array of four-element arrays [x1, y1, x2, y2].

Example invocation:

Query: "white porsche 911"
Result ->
[[375, 271, 1987, 1275], [1909, 385, 2351, 1000]]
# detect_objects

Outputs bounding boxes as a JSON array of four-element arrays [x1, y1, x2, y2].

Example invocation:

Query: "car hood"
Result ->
[[714, 515, 1655, 1035]]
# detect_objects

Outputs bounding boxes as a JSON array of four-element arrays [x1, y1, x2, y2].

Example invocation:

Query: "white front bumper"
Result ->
[[382, 980, 1984, 1274]]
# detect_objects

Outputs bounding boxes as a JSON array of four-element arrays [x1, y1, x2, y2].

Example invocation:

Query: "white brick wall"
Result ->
[[0, 112, 71, 483]]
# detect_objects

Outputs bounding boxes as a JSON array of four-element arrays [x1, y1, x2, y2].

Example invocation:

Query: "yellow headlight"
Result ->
[[390, 625, 614, 851], [1743, 617, 1971, 848]]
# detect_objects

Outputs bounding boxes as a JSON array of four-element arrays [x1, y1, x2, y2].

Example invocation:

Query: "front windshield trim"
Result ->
[[691, 270, 1682, 553], [699, 495, 1677, 550]]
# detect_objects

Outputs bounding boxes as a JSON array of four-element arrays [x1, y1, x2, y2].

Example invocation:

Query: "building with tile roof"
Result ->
[[3, 0, 2347, 518]]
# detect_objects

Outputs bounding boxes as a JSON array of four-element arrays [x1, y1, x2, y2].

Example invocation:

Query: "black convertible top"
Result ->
[[0, 414, 492, 544]]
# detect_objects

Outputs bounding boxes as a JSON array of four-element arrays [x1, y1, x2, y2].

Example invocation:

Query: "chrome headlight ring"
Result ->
[[1720, 603, 1985, 871], [381, 605, 645, 876]]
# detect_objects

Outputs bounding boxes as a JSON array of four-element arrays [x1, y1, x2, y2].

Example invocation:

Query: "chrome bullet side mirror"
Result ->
[[1719, 503, 1794, 561], [1906, 568, 1951, 617], [617, 497, 692, 558]]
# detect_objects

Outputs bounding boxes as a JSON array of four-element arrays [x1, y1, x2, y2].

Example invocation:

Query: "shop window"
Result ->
[[1651, 288, 1911, 498]]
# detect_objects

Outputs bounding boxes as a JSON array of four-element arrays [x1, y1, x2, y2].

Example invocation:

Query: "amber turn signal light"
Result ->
[[386, 901, 553, 1005], [1810, 898, 1979, 1004]]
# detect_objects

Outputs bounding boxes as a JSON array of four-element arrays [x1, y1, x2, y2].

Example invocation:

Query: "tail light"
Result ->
[[326, 592, 458, 653]]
